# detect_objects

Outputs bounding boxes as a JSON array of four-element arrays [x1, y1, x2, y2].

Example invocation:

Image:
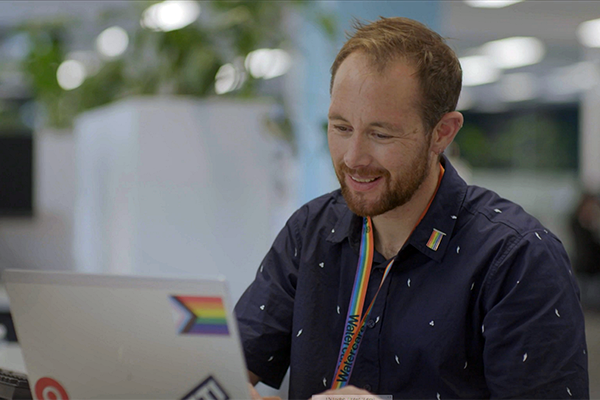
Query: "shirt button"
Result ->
[[366, 319, 376, 328], [364, 384, 372, 392]]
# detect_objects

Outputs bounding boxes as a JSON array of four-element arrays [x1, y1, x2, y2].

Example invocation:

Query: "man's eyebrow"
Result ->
[[328, 113, 348, 121], [370, 121, 400, 131], [328, 114, 401, 132]]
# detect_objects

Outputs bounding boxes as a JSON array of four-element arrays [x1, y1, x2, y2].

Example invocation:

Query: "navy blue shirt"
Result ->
[[235, 157, 588, 399]]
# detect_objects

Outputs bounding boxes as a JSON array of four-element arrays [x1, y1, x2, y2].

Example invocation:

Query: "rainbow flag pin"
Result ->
[[170, 295, 229, 335], [426, 229, 446, 251]]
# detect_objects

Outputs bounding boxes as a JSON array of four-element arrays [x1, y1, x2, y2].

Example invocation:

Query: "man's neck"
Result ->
[[372, 162, 441, 259]]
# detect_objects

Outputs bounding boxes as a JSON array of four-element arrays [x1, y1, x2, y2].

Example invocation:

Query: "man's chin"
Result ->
[[342, 193, 382, 218]]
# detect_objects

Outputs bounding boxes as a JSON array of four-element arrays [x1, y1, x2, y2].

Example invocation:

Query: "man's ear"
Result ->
[[430, 111, 464, 155]]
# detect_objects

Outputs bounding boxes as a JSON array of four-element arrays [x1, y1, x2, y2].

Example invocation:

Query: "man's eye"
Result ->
[[335, 125, 350, 133], [372, 132, 392, 140]]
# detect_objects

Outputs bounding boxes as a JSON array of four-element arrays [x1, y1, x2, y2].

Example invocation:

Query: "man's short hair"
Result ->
[[330, 17, 463, 134]]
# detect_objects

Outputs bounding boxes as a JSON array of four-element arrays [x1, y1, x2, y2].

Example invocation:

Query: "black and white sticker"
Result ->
[[181, 376, 230, 400]]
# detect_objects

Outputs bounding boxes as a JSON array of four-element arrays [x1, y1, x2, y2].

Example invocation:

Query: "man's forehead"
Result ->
[[332, 55, 419, 103], [335, 51, 417, 81], [328, 52, 426, 131], [331, 53, 420, 101]]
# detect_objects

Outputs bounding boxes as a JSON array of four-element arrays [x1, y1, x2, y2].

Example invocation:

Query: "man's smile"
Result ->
[[345, 173, 384, 193], [350, 176, 380, 183]]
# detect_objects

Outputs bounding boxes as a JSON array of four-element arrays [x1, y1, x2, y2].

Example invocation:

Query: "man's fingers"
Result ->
[[248, 383, 282, 400], [312, 385, 374, 398], [248, 384, 262, 400]]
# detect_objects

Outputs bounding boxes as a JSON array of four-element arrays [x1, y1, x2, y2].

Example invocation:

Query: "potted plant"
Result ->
[[7, 1, 335, 293]]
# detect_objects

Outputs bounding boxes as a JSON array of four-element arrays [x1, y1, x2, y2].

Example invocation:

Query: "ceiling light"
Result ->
[[215, 64, 236, 94], [464, 0, 524, 8], [481, 37, 545, 69], [215, 63, 246, 94], [245, 49, 292, 80], [460, 55, 501, 86], [56, 60, 86, 91], [141, 1, 201, 32], [578, 18, 600, 48], [96, 26, 129, 58]]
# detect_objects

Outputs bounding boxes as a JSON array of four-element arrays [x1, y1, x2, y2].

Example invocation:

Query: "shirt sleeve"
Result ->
[[480, 231, 589, 399], [233, 207, 305, 389]]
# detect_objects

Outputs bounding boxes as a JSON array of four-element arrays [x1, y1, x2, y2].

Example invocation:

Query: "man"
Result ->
[[235, 17, 589, 399]]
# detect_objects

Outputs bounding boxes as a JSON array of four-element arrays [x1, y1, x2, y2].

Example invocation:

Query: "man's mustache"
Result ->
[[336, 163, 389, 178]]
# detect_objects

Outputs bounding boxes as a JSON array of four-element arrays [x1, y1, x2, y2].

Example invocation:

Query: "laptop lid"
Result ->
[[3, 269, 251, 400]]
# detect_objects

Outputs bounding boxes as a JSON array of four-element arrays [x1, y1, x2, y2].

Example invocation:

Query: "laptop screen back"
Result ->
[[3, 270, 250, 400]]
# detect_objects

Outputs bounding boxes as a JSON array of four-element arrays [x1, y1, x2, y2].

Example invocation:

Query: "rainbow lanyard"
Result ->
[[330, 164, 444, 388], [331, 216, 395, 389]]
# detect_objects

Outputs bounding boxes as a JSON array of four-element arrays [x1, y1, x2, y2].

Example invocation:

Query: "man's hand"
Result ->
[[312, 385, 377, 398], [314, 386, 394, 400]]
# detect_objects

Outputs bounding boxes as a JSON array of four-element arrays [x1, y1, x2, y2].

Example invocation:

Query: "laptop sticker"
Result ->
[[181, 375, 230, 400], [169, 295, 230, 335], [34, 377, 70, 400]]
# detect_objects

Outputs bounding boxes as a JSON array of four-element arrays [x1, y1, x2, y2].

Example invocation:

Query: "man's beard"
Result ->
[[335, 142, 432, 218]]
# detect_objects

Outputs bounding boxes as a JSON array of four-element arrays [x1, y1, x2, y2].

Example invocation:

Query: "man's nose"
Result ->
[[343, 133, 372, 170]]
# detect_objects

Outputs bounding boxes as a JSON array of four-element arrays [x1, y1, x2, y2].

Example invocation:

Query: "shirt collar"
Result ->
[[407, 155, 467, 262], [326, 196, 360, 248], [326, 155, 468, 263]]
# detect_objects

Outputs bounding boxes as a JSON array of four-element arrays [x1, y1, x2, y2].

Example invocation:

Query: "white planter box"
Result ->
[[73, 96, 283, 300]]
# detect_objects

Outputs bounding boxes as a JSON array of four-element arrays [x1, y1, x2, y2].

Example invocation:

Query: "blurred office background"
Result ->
[[0, 0, 599, 397]]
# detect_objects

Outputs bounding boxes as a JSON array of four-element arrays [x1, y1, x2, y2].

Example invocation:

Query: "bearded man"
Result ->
[[235, 17, 589, 399]]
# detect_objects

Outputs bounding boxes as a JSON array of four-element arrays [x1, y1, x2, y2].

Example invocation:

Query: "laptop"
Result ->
[[2, 269, 251, 400]]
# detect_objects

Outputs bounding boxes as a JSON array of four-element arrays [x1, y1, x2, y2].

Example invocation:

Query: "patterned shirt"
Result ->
[[234, 156, 589, 399]]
